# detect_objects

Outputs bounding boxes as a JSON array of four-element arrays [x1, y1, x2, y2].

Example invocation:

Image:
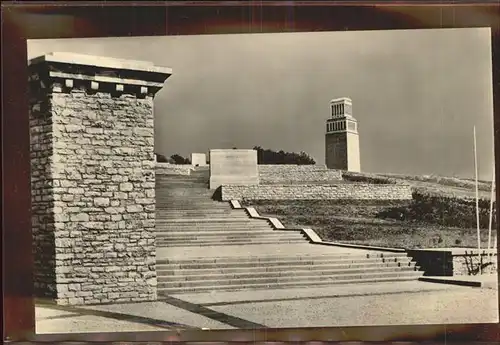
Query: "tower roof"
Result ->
[[330, 97, 352, 104]]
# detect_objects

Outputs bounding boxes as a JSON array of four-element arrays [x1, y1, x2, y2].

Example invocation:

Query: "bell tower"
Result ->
[[325, 97, 361, 172]]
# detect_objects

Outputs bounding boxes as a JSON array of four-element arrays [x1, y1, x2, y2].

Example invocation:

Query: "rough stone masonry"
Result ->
[[29, 52, 172, 305]]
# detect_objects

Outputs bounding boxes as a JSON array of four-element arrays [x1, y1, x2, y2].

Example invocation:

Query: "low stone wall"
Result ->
[[452, 250, 497, 276], [407, 248, 497, 276], [220, 184, 413, 201], [258, 165, 342, 184], [155, 162, 192, 176]]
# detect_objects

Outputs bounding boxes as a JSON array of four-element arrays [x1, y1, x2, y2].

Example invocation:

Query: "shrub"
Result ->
[[170, 154, 191, 165], [377, 188, 497, 229], [341, 171, 402, 185], [253, 146, 316, 165], [155, 153, 168, 162]]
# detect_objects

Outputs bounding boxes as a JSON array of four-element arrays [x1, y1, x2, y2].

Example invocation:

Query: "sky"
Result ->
[[27, 28, 495, 180]]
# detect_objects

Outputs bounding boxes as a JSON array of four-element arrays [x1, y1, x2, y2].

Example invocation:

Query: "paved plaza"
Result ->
[[36, 276, 498, 333]]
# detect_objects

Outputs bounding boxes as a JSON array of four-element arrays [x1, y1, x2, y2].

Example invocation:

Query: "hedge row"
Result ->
[[341, 171, 403, 185]]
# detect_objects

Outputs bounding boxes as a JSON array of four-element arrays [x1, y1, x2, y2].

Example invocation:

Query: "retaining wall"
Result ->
[[156, 162, 192, 176], [407, 248, 497, 276], [257, 164, 342, 184], [220, 184, 413, 201]]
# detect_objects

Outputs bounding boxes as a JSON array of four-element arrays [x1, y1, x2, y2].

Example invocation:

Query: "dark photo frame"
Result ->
[[2, 1, 499, 342]]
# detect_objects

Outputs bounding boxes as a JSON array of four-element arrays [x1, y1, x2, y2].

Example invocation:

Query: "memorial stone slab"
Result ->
[[191, 153, 207, 166], [209, 149, 259, 189]]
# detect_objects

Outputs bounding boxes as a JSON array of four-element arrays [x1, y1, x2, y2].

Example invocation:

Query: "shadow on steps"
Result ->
[[211, 186, 222, 201]]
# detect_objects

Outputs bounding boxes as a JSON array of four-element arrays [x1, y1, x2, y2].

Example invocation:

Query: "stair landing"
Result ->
[[157, 243, 377, 261]]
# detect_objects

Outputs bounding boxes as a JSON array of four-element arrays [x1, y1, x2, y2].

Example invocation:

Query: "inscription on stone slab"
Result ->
[[191, 153, 207, 166], [209, 149, 259, 189]]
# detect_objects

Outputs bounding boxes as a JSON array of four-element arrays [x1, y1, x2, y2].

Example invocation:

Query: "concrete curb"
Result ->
[[229, 200, 406, 253], [418, 276, 488, 288]]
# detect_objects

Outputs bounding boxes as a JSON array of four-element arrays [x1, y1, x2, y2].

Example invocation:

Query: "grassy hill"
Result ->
[[241, 172, 497, 250]]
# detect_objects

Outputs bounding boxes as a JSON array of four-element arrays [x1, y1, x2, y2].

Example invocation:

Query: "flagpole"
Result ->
[[474, 126, 481, 253], [488, 163, 495, 254]]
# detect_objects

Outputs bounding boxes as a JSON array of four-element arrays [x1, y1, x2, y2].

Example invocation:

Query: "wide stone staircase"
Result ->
[[155, 168, 306, 247], [156, 252, 422, 294], [155, 167, 424, 295]]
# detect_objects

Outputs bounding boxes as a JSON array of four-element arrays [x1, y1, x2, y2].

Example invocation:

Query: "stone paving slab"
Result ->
[[208, 288, 499, 328], [76, 301, 235, 330], [36, 281, 499, 333], [36, 300, 235, 334], [36, 306, 79, 319], [169, 280, 473, 306], [36, 306, 167, 334]]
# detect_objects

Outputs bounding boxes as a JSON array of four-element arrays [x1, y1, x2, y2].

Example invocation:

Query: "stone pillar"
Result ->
[[28, 52, 172, 305]]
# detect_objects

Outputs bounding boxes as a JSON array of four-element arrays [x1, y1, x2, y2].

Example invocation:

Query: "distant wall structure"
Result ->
[[258, 165, 342, 184], [156, 162, 193, 176], [209, 149, 259, 189], [29, 52, 172, 305], [191, 153, 207, 166], [221, 184, 413, 201]]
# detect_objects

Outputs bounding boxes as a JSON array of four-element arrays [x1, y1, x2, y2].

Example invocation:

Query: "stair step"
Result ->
[[157, 252, 408, 265], [157, 274, 423, 294], [158, 261, 416, 275], [157, 240, 307, 247], [155, 219, 262, 225], [156, 208, 241, 211], [155, 230, 282, 234], [156, 236, 305, 243], [156, 204, 234, 207], [156, 204, 237, 207], [156, 210, 242, 213], [155, 199, 219, 202], [156, 236, 305, 242], [158, 258, 412, 268], [155, 184, 210, 186], [159, 266, 418, 282], [158, 208, 237, 210], [156, 187, 208, 189], [156, 218, 251, 221], [156, 204, 222, 207], [157, 208, 239, 210], [155, 230, 293, 236], [158, 271, 424, 289], [157, 240, 307, 245], [155, 224, 270, 229], [155, 231, 304, 237], [156, 211, 237, 214], [156, 211, 243, 215], [156, 216, 251, 220], [156, 220, 252, 222]]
